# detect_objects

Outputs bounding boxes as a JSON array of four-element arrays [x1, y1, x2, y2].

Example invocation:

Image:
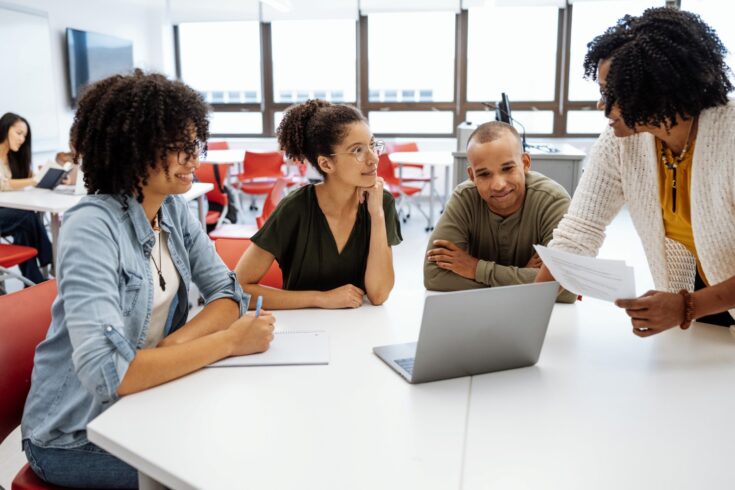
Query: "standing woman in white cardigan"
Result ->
[[537, 7, 735, 336]]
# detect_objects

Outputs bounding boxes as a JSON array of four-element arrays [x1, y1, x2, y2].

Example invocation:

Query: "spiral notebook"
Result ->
[[207, 330, 329, 367]]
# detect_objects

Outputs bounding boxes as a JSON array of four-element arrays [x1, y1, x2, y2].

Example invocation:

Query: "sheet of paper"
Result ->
[[207, 330, 329, 367], [534, 245, 636, 302]]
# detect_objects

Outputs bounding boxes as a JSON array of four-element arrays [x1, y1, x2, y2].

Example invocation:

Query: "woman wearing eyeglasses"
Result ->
[[236, 99, 402, 309], [21, 71, 275, 488]]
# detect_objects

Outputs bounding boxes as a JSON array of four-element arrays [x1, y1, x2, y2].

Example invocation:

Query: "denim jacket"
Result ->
[[21, 194, 248, 448]]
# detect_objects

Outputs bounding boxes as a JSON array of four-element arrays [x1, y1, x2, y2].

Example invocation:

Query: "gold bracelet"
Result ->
[[678, 289, 695, 330]]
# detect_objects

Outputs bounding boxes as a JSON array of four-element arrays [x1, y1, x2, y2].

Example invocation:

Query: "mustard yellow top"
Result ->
[[656, 138, 708, 284]]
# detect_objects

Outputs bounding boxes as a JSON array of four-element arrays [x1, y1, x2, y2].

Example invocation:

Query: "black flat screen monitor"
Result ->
[[495, 92, 512, 124], [66, 28, 134, 103]]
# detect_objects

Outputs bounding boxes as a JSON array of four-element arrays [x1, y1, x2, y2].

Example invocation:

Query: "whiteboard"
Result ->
[[0, 4, 59, 151]]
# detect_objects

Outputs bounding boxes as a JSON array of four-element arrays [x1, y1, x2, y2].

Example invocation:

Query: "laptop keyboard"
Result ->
[[395, 357, 415, 374]]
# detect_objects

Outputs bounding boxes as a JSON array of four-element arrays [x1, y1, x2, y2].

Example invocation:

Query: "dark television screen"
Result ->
[[66, 28, 134, 102]]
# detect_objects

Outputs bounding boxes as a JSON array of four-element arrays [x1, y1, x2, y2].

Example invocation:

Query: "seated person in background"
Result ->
[[0, 112, 52, 283], [424, 121, 576, 302], [236, 99, 402, 309], [21, 71, 275, 489]]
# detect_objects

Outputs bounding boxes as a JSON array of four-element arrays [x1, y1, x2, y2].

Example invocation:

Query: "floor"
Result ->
[[0, 200, 652, 489]]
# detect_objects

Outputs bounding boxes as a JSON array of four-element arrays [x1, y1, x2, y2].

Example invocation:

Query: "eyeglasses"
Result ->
[[329, 140, 385, 163], [599, 86, 610, 105], [166, 140, 206, 165]]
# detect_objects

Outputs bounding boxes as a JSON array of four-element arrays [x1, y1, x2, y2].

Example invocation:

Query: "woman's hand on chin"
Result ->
[[358, 176, 385, 217]]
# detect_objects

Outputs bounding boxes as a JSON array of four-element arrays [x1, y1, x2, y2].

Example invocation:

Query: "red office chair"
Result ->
[[0, 280, 76, 490], [214, 238, 283, 289], [196, 162, 232, 230], [377, 154, 432, 227], [0, 243, 39, 288], [256, 177, 289, 228], [389, 141, 425, 171], [236, 151, 287, 211], [206, 140, 229, 150]]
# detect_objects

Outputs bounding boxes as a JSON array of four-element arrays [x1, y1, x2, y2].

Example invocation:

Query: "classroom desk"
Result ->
[[203, 149, 245, 166], [87, 289, 471, 490], [87, 294, 735, 489], [0, 183, 213, 269], [389, 151, 453, 230]]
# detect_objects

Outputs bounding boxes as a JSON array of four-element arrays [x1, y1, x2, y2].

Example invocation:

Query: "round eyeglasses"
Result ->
[[329, 140, 385, 163]]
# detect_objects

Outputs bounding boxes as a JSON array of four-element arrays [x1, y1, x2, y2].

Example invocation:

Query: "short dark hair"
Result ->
[[584, 7, 733, 129], [0, 112, 32, 179], [70, 70, 209, 205], [468, 121, 521, 149], [276, 99, 367, 177]]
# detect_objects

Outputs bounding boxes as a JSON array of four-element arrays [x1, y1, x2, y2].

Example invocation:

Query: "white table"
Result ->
[[88, 289, 470, 490], [0, 183, 213, 269], [203, 149, 245, 166], [87, 292, 735, 490], [389, 151, 453, 231]]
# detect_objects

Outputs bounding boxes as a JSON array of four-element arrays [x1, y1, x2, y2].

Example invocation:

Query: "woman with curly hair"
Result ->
[[235, 99, 402, 309], [0, 112, 52, 283], [537, 7, 735, 335], [21, 71, 275, 488]]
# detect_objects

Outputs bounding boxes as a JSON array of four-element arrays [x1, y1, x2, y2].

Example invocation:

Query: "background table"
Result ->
[[0, 183, 213, 268], [389, 151, 453, 230], [87, 292, 735, 489]]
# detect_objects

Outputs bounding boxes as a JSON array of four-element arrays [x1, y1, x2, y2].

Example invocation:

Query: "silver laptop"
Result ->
[[373, 282, 559, 384]]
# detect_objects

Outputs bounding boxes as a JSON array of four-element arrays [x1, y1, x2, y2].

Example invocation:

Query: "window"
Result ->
[[367, 12, 456, 102], [467, 4, 559, 102], [465, 110, 555, 134], [209, 111, 263, 135], [566, 109, 608, 134], [368, 111, 454, 134], [177, 22, 262, 103], [271, 19, 357, 103], [680, 0, 735, 94], [568, 1, 661, 101]]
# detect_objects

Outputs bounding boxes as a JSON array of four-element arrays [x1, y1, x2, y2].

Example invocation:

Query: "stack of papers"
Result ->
[[534, 245, 636, 302]]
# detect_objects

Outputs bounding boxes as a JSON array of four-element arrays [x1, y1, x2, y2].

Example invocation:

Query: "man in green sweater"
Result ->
[[424, 121, 576, 302]]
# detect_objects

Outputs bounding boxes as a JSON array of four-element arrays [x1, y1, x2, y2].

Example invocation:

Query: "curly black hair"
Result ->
[[276, 99, 366, 177], [70, 69, 209, 205], [583, 7, 733, 129]]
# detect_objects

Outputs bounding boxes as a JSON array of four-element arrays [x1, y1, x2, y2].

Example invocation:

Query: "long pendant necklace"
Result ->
[[150, 215, 167, 291], [659, 118, 697, 214]]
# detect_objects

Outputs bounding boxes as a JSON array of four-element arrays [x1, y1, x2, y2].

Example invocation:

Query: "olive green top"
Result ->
[[424, 171, 576, 302], [252, 184, 402, 291]]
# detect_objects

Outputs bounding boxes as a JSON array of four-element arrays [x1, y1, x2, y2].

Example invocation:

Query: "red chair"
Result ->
[[236, 151, 286, 211], [256, 177, 289, 228], [389, 141, 425, 171], [0, 280, 76, 490], [214, 238, 283, 289], [206, 140, 229, 150], [0, 243, 39, 288], [378, 154, 433, 228], [196, 162, 233, 230]]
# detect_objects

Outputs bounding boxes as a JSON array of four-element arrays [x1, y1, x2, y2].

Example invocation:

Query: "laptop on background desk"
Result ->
[[373, 282, 559, 384]]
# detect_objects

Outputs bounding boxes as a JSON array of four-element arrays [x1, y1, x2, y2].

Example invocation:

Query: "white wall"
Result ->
[[3, 0, 173, 161]]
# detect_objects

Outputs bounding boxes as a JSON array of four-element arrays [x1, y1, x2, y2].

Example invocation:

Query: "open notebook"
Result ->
[[207, 330, 329, 367]]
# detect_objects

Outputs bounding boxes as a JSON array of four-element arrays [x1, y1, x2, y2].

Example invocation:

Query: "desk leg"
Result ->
[[426, 166, 435, 232], [138, 471, 166, 490], [443, 166, 450, 211], [197, 195, 207, 230], [50, 213, 61, 276]]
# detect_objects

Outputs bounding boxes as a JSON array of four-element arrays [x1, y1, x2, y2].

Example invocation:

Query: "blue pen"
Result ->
[[255, 295, 263, 318]]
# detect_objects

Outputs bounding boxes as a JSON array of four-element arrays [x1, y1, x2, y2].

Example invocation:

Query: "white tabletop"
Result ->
[[87, 290, 470, 490], [87, 291, 735, 490], [203, 149, 245, 164], [462, 300, 735, 490], [0, 183, 212, 215], [389, 151, 454, 167]]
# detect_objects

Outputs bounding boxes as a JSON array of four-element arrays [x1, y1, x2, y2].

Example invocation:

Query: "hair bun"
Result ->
[[277, 99, 330, 162]]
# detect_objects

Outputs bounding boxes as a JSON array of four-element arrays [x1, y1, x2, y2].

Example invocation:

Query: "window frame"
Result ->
[[174, 1, 678, 139]]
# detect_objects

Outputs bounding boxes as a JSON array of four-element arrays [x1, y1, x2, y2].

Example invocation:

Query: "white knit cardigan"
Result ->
[[549, 101, 735, 321]]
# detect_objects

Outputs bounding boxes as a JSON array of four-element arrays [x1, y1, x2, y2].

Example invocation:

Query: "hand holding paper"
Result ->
[[534, 245, 636, 302]]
